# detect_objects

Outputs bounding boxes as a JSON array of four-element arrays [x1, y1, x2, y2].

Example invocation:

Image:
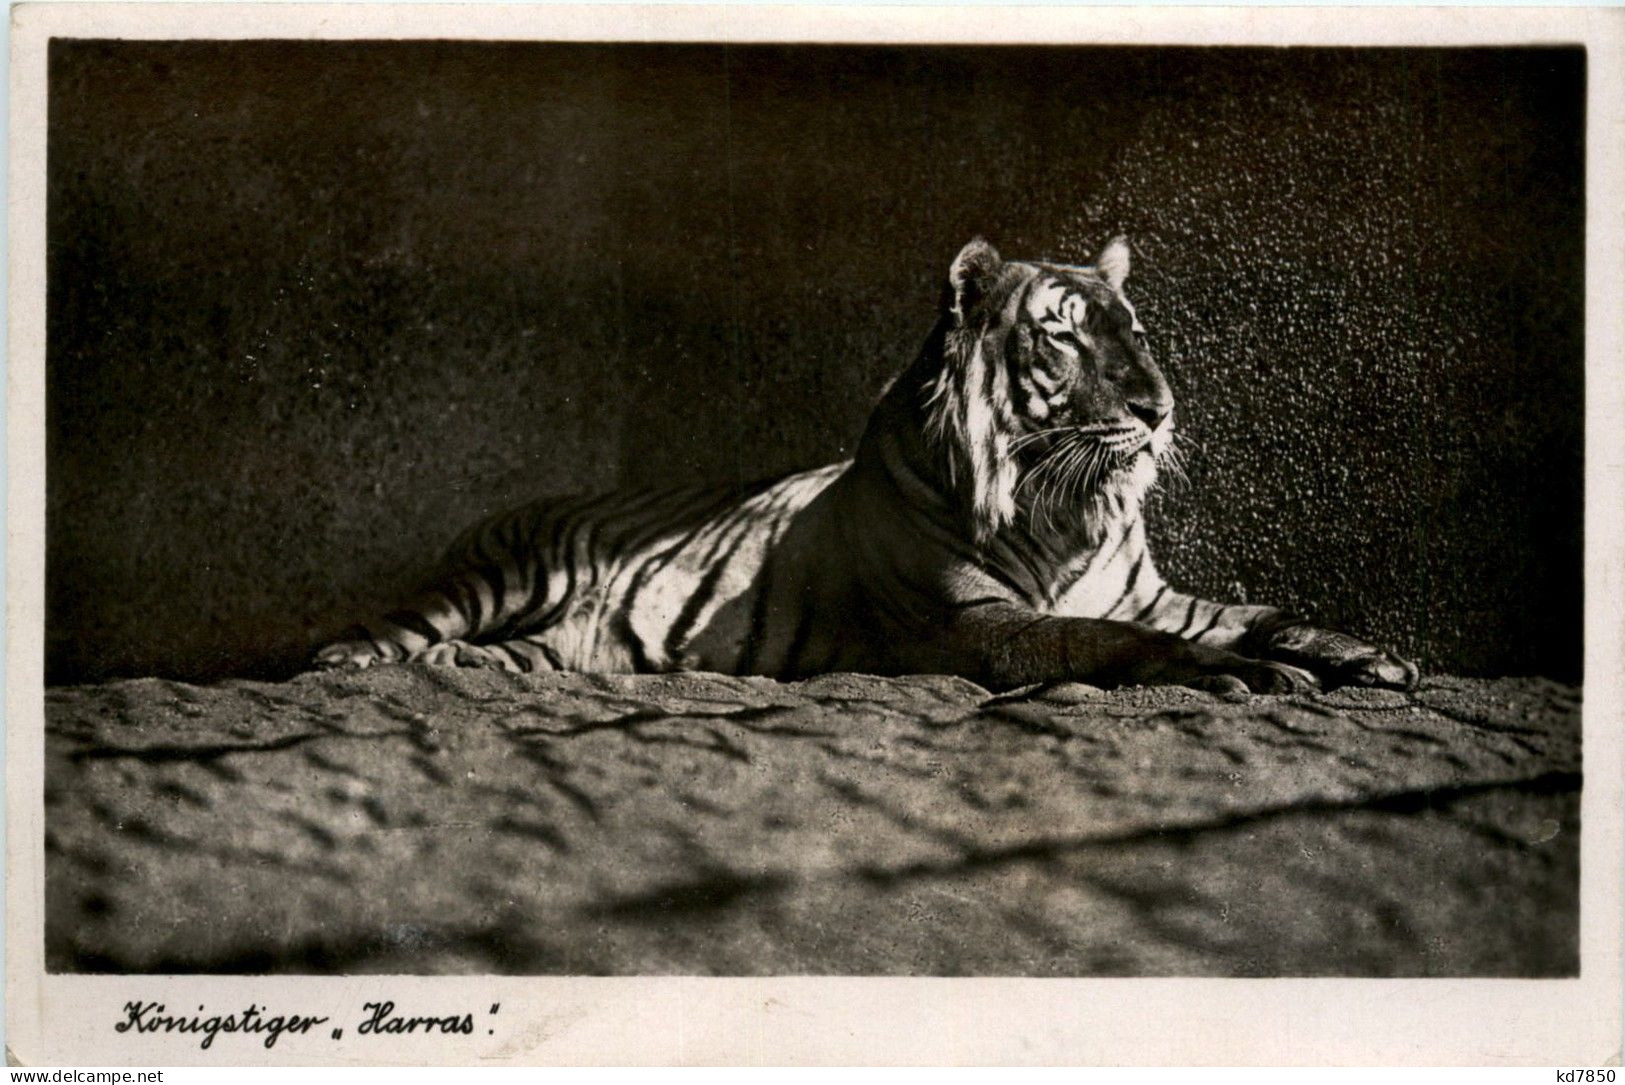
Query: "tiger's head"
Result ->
[[924, 236, 1178, 546]]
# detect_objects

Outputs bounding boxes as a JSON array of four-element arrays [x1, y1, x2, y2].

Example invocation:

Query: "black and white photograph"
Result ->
[[7, 3, 1622, 1067]]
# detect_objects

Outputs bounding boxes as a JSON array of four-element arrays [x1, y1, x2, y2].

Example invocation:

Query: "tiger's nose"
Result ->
[[1127, 402, 1171, 431]]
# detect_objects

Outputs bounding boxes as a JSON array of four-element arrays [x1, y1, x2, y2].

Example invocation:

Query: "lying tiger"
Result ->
[[316, 238, 1418, 694]]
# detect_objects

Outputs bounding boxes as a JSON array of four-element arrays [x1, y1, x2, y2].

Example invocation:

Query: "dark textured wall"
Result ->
[[47, 42, 1584, 684]]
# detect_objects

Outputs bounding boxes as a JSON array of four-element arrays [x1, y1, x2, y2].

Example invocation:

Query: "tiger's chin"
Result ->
[[1101, 446, 1158, 514]]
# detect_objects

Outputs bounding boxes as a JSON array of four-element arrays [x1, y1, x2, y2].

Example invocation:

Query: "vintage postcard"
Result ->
[[6, 2, 1622, 1066]]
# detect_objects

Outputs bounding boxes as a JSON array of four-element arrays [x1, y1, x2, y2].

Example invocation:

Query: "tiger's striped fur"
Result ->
[[315, 238, 1419, 694]]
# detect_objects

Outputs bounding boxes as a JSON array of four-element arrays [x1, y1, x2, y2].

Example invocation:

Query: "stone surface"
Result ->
[[48, 44, 1583, 684], [45, 671, 1580, 976]]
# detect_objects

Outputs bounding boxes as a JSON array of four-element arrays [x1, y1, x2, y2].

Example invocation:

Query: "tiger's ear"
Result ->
[[1096, 235, 1131, 291], [948, 237, 1002, 324], [929, 243, 1019, 544]]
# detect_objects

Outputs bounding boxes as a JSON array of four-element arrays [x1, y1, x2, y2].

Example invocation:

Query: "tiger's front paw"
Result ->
[[1331, 648, 1420, 691], [313, 638, 387, 670], [1263, 624, 1419, 691]]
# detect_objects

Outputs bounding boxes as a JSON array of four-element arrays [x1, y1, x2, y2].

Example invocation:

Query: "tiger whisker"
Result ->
[[1158, 442, 1191, 492], [1010, 423, 1139, 454], [1041, 437, 1087, 515], [1045, 439, 1094, 532], [1015, 437, 1077, 520], [1044, 441, 1094, 531], [1018, 432, 1089, 533], [1009, 425, 1077, 452], [1014, 435, 1070, 495], [1065, 444, 1105, 528], [1047, 443, 1080, 514], [1081, 443, 1107, 497], [1064, 441, 1099, 503]]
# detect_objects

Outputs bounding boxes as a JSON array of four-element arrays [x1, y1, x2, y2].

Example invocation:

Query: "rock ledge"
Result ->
[[45, 670, 1579, 975]]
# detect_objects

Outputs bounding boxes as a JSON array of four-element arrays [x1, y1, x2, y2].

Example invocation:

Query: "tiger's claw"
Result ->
[[1186, 657, 1319, 696]]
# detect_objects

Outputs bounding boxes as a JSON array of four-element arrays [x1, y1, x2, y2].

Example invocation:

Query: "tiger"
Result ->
[[314, 237, 1419, 695]]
